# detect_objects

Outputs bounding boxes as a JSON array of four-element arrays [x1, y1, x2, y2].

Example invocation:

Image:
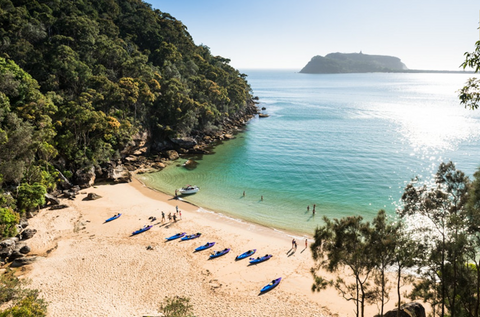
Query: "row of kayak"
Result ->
[[166, 233, 274, 264], [166, 232, 280, 293], [104, 213, 281, 293]]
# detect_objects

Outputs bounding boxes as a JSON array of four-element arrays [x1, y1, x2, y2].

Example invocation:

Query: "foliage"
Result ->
[[459, 40, 480, 109], [16, 183, 46, 214], [0, 0, 252, 237], [159, 296, 195, 317], [0, 269, 47, 317], [311, 214, 378, 317], [0, 0, 252, 173], [0, 207, 19, 238], [311, 162, 480, 317], [399, 161, 472, 317]]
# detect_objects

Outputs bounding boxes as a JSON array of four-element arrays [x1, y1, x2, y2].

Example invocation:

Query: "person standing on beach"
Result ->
[[176, 205, 178, 214], [292, 238, 295, 249], [294, 240, 297, 251], [179, 210, 182, 219], [305, 239, 308, 249], [161, 211, 165, 223]]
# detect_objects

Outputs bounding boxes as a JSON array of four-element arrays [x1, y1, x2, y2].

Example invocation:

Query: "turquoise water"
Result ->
[[137, 70, 480, 235]]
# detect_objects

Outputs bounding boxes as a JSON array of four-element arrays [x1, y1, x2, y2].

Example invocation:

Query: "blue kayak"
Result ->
[[165, 232, 186, 241], [210, 248, 230, 259], [260, 277, 282, 293], [236, 249, 256, 260], [105, 213, 121, 223], [195, 242, 215, 252], [249, 254, 273, 264], [132, 225, 152, 235], [181, 233, 202, 241]]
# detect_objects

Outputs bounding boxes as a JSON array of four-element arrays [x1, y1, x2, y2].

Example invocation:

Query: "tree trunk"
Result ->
[[380, 268, 385, 317], [476, 259, 480, 317], [441, 233, 445, 317], [397, 266, 401, 317]]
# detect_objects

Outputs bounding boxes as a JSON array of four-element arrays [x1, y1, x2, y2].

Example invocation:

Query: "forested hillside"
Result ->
[[0, 0, 254, 237]]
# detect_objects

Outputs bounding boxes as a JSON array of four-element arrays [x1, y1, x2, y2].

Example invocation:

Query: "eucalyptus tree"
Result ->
[[370, 210, 401, 316], [462, 168, 480, 317], [399, 162, 470, 317], [311, 215, 377, 317]]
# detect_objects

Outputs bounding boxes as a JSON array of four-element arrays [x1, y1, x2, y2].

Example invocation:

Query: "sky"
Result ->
[[147, 0, 480, 71]]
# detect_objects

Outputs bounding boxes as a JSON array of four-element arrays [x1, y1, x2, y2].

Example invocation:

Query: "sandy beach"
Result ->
[[22, 178, 399, 316]]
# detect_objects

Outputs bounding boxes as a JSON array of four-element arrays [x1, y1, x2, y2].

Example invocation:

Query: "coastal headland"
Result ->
[[22, 177, 407, 316]]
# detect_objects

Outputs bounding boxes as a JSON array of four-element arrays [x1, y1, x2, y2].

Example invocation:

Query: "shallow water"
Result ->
[[137, 70, 480, 235]]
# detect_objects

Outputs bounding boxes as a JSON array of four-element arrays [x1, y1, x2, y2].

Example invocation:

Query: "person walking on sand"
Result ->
[[168, 212, 172, 222], [305, 238, 308, 249], [161, 211, 165, 223], [292, 238, 295, 249], [176, 205, 178, 214], [294, 240, 297, 251], [179, 210, 182, 219]]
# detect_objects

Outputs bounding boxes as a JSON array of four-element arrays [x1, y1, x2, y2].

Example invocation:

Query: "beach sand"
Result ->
[[22, 178, 398, 317]]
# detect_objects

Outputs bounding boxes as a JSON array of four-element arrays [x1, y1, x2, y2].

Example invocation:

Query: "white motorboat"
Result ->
[[178, 185, 199, 195]]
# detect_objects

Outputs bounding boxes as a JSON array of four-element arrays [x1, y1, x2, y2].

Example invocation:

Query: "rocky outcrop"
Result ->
[[121, 131, 150, 157], [50, 204, 69, 210], [45, 193, 60, 205], [110, 164, 132, 183], [10, 256, 39, 267], [384, 302, 426, 317], [75, 166, 96, 189], [18, 228, 37, 240], [183, 159, 198, 170], [1, 232, 35, 265], [84, 193, 102, 201], [170, 137, 197, 149], [164, 150, 179, 160]]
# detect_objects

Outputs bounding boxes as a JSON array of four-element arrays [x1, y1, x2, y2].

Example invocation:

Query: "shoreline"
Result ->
[[134, 174, 312, 241], [23, 178, 402, 316]]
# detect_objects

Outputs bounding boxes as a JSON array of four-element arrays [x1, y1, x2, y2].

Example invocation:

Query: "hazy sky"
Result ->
[[147, 1, 479, 71]]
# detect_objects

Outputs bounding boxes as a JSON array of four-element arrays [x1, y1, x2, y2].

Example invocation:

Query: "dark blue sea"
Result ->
[[138, 70, 480, 235]]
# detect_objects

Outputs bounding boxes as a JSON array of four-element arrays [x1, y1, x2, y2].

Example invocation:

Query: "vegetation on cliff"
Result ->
[[0, 0, 253, 238]]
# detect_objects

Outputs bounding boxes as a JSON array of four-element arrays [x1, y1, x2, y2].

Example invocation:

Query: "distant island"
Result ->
[[299, 52, 469, 74]]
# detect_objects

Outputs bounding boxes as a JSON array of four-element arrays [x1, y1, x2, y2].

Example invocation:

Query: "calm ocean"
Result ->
[[137, 70, 480, 236]]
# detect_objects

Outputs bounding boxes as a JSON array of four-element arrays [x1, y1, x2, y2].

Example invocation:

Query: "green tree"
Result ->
[[459, 39, 480, 109], [0, 207, 19, 238], [399, 162, 470, 317], [391, 226, 419, 317], [311, 215, 377, 317], [16, 183, 46, 214], [463, 167, 480, 317], [369, 210, 401, 316]]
